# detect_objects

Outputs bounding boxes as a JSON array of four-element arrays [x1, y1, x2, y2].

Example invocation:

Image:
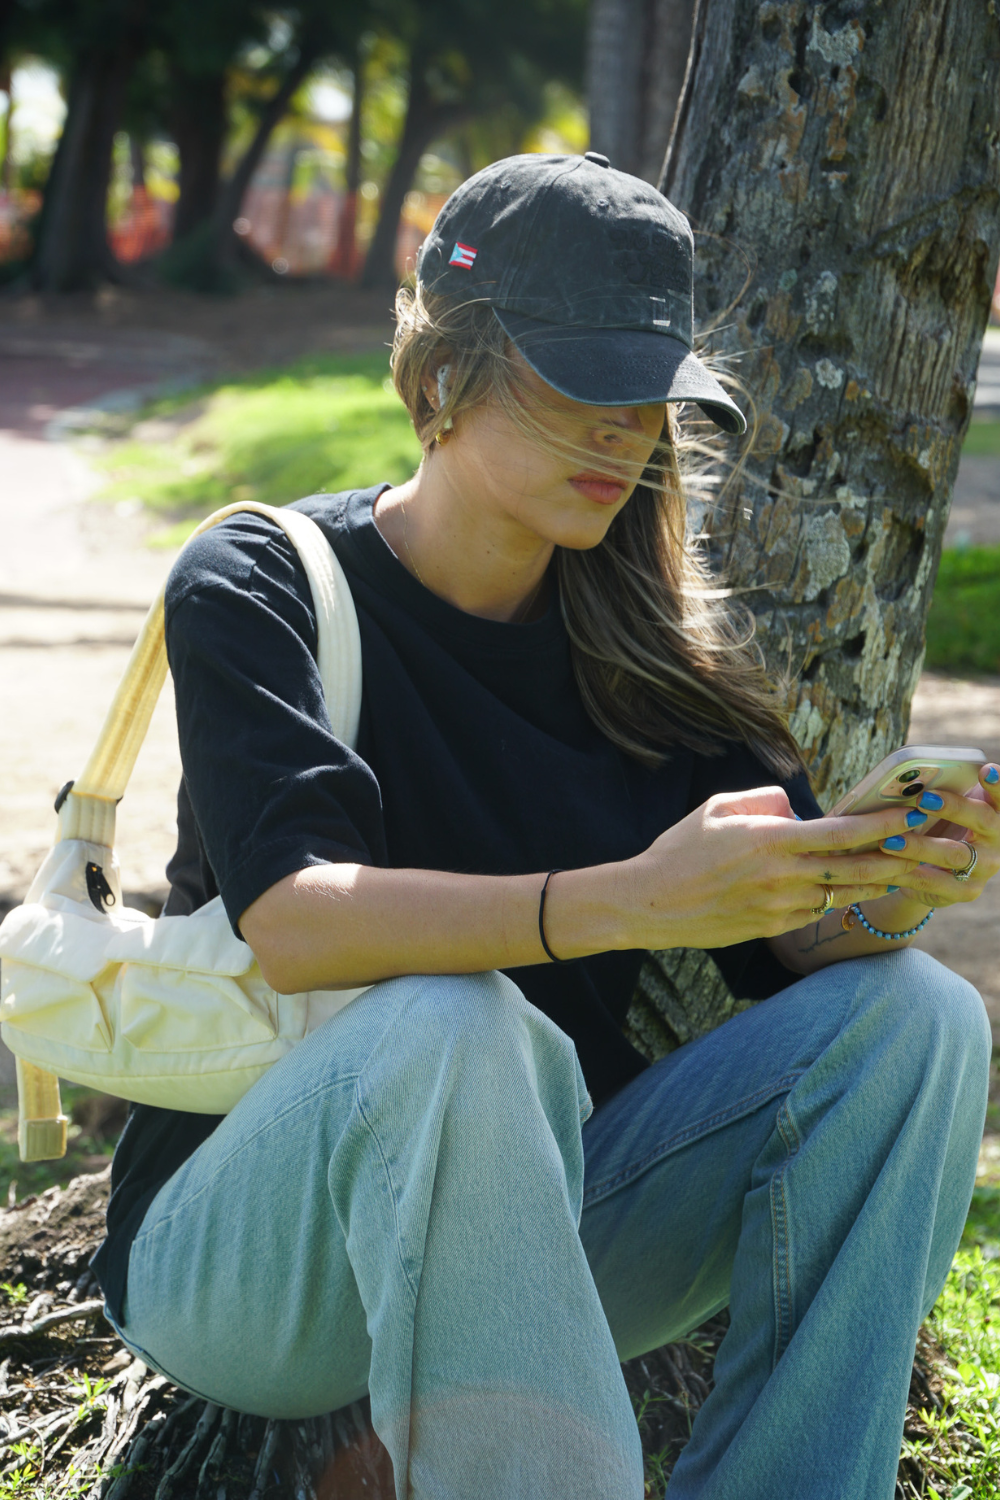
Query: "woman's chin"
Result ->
[[547, 501, 627, 550]]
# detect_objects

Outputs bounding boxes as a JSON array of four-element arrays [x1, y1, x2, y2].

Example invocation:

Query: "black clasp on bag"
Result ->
[[85, 861, 116, 913], [54, 780, 75, 813]]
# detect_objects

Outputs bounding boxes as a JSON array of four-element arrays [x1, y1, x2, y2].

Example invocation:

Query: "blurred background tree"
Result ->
[[358, 0, 586, 288], [7, 0, 153, 291], [586, 0, 694, 184], [0, 0, 587, 291]]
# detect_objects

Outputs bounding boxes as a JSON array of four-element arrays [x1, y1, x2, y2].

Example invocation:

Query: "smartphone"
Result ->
[[829, 746, 986, 833]]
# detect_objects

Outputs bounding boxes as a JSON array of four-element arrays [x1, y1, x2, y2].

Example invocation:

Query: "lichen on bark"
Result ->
[[631, 0, 1000, 1058]]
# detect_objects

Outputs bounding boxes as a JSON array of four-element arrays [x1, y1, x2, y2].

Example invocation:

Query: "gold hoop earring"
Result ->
[[436, 426, 453, 446]]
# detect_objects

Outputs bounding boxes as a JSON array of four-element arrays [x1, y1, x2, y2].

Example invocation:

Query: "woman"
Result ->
[[94, 154, 998, 1499]]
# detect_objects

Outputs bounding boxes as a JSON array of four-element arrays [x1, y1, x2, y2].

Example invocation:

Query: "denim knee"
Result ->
[[889, 947, 988, 1055], [391, 970, 591, 1124], [848, 947, 991, 1102], [339, 972, 593, 1247]]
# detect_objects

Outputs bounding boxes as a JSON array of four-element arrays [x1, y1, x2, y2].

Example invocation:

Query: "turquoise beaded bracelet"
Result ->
[[846, 903, 934, 942]]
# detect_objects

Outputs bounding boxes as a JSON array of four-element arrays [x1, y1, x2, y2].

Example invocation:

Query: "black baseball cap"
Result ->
[[416, 152, 746, 435]]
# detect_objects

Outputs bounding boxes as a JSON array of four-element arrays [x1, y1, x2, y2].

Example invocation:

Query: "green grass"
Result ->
[[962, 419, 1000, 457], [925, 546, 1000, 677], [912, 1236, 1000, 1497], [97, 352, 422, 545], [932, 422, 1000, 677]]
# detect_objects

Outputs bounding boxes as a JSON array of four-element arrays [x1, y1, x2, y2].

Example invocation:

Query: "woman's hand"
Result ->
[[622, 786, 926, 953], [875, 763, 1000, 909]]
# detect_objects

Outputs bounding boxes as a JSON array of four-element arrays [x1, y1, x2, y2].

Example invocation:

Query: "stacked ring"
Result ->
[[953, 844, 978, 882], [810, 884, 835, 916]]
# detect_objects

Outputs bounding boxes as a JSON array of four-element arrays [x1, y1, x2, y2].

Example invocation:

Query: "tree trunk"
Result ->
[[628, 0, 1000, 1055], [587, 0, 644, 174], [360, 62, 468, 292], [330, 43, 364, 280], [272, 138, 301, 265], [129, 132, 146, 192], [0, 0, 16, 54], [215, 54, 314, 239], [32, 38, 138, 291], [0, 63, 12, 193], [637, 0, 697, 184], [587, 0, 696, 183], [170, 65, 227, 242], [160, 46, 317, 291]]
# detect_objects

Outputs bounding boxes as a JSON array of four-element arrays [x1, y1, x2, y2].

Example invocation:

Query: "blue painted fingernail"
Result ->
[[887, 885, 899, 893], [986, 766, 999, 785], [919, 791, 944, 810], [906, 809, 928, 827], [883, 835, 907, 851]]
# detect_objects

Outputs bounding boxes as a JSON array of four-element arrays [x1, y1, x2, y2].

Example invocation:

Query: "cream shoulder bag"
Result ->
[[0, 502, 368, 1162]]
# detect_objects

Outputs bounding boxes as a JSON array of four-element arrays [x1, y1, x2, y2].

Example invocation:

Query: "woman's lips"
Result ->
[[569, 474, 628, 505]]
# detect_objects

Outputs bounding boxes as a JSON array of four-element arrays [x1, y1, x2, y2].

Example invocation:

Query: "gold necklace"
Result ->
[[399, 501, 547, 623]]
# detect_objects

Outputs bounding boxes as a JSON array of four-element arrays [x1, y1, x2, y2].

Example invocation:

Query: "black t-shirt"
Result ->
[[92, 486, 822, 1321]]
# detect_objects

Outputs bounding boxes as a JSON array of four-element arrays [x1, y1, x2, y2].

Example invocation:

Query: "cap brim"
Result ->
[[493, 309, 746, 435]]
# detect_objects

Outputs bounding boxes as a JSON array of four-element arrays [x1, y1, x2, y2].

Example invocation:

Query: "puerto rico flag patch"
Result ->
[[449, 241, 478, 269]]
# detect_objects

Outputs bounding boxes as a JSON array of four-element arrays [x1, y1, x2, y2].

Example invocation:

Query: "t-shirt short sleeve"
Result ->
[[164, 512, 387, 935]]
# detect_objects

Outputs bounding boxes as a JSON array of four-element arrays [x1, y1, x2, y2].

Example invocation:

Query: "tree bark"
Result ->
[[360, 61, 469, 292], [169, 65, 227, 242], [32, 37, 139, 291], [587, 0, 696, 183], [629, 0, 1000, 1055]]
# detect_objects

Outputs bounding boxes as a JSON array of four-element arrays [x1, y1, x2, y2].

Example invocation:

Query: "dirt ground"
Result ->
[[1, 287, 998, 1107]]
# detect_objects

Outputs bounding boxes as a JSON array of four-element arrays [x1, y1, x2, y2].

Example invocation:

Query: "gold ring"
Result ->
[[953, 844, 978, 883], [810, 884, 835, 916]]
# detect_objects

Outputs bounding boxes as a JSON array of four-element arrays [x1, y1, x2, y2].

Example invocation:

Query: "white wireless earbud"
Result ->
[[436, 364, 452, 411]]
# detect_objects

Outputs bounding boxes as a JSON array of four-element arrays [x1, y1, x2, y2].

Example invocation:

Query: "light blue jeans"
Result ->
[[109, 948, 990, 1499]]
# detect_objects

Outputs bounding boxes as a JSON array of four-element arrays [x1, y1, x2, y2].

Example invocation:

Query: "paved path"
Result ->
[[0, 400, 185, 903]]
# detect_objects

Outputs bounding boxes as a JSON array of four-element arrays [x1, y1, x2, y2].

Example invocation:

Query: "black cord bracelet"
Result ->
[[538, 868, 568, 963]]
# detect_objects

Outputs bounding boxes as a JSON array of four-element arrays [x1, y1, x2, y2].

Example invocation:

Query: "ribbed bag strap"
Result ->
[[58, 502, 361, 844]]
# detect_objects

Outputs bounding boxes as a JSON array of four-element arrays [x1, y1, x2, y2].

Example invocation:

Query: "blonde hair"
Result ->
[[391, 282, 803, 777]]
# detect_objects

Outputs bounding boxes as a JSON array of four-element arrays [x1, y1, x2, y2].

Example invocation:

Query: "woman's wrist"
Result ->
[[539, 860, 639, 960], [830, 889, 935, 949], [858, 890, 934, 929]]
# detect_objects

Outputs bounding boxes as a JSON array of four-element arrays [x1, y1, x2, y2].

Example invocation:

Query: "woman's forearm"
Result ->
[[240, 861, 636, 994], [769, 892, 932, 976], [243, 790, 944, 993]]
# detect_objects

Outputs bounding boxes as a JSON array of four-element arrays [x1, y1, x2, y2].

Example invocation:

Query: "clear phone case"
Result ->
[[829, 745, 986, 818]]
